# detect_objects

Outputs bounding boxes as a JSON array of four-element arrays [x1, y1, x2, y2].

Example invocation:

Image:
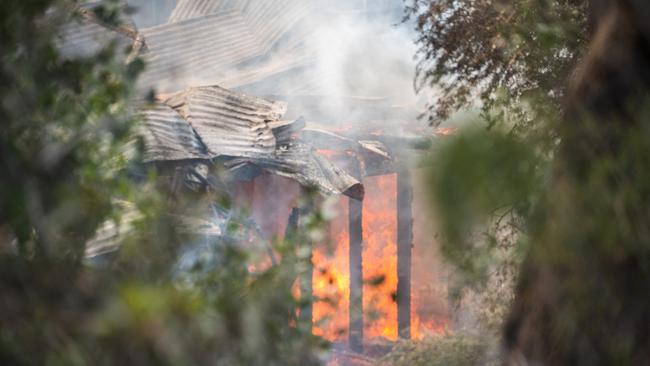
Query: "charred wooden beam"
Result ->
[[348, 161, 364, 352], [396, 169, 413, 339], [349, 196, 364, 352], [286, 206, 313, 333]]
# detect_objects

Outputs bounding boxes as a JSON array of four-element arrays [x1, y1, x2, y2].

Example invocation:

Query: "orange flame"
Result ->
[[312, 173, 449, 343], [312, 205, 350, 340], [362, 174, 398, 340]]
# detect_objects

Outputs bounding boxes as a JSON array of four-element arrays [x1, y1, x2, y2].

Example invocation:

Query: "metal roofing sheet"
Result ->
[[139, 0, 312, 92], [138, 11, 260, 91], [168, 0, 241, 23], [225, 140, 364, 200], [139, 102, 210, 162], [162, 85, 286, 158]]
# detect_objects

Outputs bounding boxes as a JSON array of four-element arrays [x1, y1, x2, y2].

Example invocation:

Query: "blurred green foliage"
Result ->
[[406, 0, 587, 129], [0, 0, 143, 260], [410, 0, 586, 316], [0, 1, 323, 365], [382, 333, 499, 366], [429, 127, 540, 281], [418, 0, 650, 363]]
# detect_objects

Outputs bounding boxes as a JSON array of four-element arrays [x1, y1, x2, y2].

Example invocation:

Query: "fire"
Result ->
[[235, 154, 451, 346], [362, 174, 398, 340], [312, 202, 350, 341], [310, 172, 450, 343], [312, 174, 400, 341]]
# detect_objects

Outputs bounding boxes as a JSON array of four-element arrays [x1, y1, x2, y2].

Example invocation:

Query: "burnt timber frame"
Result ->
[[286, 206, 313, 334], [348, 166, 414, 348], [348, 160, 364, 353], [396, 168, 413, 339]]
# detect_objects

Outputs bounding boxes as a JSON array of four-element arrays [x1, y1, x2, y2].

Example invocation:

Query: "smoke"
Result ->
[[311, 10, 417, 102], [278, 3, 425, 130], [126, 0, 176, 28], [125, 0, 424, 132], [119, 1, 451, 345]]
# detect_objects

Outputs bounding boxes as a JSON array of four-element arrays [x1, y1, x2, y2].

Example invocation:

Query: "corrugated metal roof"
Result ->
[[241, 1, 311, 49], [138, 0, 313, 92], [138, 11, 259, 91], [136, 85, 362, 199], [168, 0, 240, 23], [139, 102, 210, 162], [225, 140, 364, 200], [162, 85, 286, 158]]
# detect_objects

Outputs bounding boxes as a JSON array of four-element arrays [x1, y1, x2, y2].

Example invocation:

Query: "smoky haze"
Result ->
[[123, 2, 449, 346], [126, 0, 425, 133]]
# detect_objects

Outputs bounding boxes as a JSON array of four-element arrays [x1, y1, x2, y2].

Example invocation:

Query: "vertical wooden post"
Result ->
[[286, 206, 313, 333], [349, 195, 364, 352], [397, 169, 413, 339]]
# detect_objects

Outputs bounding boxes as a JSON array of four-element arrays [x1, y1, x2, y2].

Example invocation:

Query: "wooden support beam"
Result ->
[[397, 169, 413, 339], [286, 206, 313, 333], [349, 195, 364, 352]]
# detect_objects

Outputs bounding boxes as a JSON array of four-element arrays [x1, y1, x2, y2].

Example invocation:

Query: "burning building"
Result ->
[[69, 0, 451, 358]]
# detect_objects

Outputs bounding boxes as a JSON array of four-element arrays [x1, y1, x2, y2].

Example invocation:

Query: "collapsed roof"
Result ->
[[164, 85, 285, 158], [58, 2, 430, 258], [56, 4, 420, 198], [139, 85, 364, 201]]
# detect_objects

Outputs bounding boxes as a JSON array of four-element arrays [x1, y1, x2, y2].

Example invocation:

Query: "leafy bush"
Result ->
[[382, 334, 499, 366], [0, 2, 323, 365]]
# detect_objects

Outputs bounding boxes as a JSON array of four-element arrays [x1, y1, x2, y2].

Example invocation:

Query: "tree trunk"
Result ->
[[504, 1, 650, 364]]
